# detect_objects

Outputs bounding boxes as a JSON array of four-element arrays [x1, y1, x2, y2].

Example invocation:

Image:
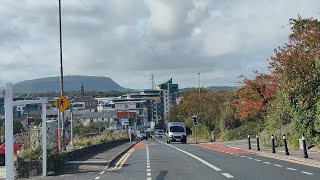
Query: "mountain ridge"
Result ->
[[13, 75, 126, 93]]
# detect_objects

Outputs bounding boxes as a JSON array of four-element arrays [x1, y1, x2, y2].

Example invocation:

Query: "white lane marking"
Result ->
[[222, 173, 234, 178], [241, 156, 246, 158], [286, 168, 297, 171], [234, 154, 240, 157], [226, 146, 242, 150], [67, 161, 109, 164], [95, 177, 100, 180], [264, 162, 271, 165], [247, 157, 253, 160], [99, 171, 105, 174], [157, 139, 222, 171], [146, 143, 152, 179], [254, 159, 261, 162], [274, 164, 283, 167], [301, 171, 314, 175]]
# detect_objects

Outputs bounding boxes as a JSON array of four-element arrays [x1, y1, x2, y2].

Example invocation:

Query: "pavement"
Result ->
[[19, 138, 320, 179], [21, 141, 137, 180], [209, 139, 320, 168]]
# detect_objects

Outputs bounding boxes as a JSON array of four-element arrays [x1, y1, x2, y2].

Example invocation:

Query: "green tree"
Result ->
[[13, 119, 24, 134]]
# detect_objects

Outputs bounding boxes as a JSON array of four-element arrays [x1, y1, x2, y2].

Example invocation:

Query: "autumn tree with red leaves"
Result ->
[[234, 73, 277, 121]]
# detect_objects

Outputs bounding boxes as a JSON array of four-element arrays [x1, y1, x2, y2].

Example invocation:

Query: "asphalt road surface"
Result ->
[[38, 138, 320, 180]]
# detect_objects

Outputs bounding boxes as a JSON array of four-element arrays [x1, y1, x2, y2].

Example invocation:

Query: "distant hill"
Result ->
[[206, 86, 241, 92], [13, 75, 126, 93], [180, 86, 241, 92]]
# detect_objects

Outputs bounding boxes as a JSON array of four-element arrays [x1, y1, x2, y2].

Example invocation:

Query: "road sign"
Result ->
[[54, 95, 71, 112]]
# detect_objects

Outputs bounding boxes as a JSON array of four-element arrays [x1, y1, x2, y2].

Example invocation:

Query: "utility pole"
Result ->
[[58, 0, 66, 151], [197, 73, 201, 124]]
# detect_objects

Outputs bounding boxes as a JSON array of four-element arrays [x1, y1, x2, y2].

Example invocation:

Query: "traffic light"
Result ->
[[192, 115, 197, 125], [129, 118, 132, 126]]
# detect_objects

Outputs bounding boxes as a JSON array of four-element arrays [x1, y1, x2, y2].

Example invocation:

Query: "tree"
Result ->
[[13, 119, 24, 134], [268, 16, 320, 142], [233, 72, 277, 121]]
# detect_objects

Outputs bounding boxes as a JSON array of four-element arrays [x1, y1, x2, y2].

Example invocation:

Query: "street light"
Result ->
[[58, 0, 66, 151], [197, 73, 200, 122]]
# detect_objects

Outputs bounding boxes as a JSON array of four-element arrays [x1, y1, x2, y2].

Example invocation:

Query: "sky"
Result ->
[[0, 0, 319, 89]]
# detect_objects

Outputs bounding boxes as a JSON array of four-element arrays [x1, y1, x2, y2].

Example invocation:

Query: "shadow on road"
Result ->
[[156, 170, 168, 180]]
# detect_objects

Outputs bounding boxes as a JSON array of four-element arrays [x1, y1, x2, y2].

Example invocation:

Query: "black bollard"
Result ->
[[302, 134, 308, 158], [271, 134, 276, 153], [283, 134, 289, 155], [256, 134, 260, 151], [248, 135, 251, 149]]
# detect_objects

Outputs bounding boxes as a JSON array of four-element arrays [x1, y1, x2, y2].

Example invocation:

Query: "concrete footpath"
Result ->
[[207, 139, 320, 168], [18, 140, 137, 180]]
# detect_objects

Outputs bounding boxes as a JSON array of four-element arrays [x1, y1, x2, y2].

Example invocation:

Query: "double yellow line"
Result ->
[[111, 148, 135, 170]]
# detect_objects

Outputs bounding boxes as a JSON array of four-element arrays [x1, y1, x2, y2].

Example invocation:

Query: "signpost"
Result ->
[[53, 96, 71, 149], [3, 83, 48, 178]]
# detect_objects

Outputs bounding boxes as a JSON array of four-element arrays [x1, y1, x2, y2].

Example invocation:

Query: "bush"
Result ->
[[260, 122, 300, 149], [18, 146, 42, 160], [74, 130, 127, 147], [220, 121, 264, 141]]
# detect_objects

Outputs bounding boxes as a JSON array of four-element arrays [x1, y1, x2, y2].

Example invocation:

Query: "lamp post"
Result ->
[[58, 0, 66, 151], [197, 73, 200, 123]]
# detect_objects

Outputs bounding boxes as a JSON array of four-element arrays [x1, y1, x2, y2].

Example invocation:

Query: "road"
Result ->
[[38, 138, 320, 180]]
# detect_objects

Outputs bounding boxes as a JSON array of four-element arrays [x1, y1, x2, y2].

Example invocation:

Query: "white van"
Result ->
[[166, 122, 187, 144]]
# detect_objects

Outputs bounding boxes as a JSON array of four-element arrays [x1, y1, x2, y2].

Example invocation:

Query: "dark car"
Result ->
[[82, 132, 100, 138], [137, 134, 148, 141]]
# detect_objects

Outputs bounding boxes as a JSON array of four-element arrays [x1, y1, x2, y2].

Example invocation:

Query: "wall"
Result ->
[[14, 139, 127, 178]]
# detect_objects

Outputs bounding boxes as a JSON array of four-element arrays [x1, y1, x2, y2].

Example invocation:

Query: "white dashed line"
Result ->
[[273, 164, 283, 167], [94, 177, 100, 180], [301, 171, 314, 175], [146, 143, 152, 179], [264, 162, 271, 165], [254, 159, 261, 162], [99, 171, 105, 175], [222, 173, 234, 178], [241, 156, 246, 158], [286, 168, 297, 171], [234, 154, 240, 157], [247, 157, 253, 160]]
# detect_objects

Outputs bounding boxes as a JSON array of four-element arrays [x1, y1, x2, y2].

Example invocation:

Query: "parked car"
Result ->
[[81, 132, 100, 138], [0, 133, 23, 166], [136, 134, 148, 141], [155, 130, 165, 138]]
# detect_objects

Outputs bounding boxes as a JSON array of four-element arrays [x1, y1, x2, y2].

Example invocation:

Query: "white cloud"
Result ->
[[0, 0, 320, 89]]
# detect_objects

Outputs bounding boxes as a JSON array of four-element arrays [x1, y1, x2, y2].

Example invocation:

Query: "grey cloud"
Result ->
[[0, 0, 320, 89]]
